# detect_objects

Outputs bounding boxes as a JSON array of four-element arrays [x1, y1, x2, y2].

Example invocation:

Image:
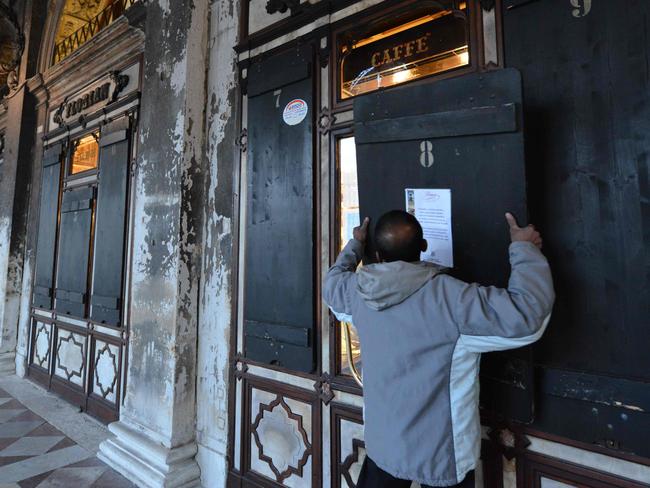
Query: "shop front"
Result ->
[[17, 1, 144, 423], [227, 1, 650, 487]]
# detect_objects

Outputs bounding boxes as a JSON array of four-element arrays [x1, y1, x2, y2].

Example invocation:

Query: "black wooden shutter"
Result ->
[[90, 124, 129, 325], [54, 187, 94, 318], [502, 0, 650, 456], [354, 69, 534, 422], [33, 144, 62, 309], [244, 45, 316, 372]]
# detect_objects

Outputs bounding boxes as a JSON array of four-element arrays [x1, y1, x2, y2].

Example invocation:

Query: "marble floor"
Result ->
[[0, 382, 134, 487]]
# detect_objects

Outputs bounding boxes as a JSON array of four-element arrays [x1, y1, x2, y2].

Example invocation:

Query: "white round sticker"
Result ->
[[283, 99, 308, 126]]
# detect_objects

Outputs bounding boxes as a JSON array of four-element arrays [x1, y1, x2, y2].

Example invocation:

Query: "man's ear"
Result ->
[[420, 239, 428, 252], [375, 251, 382, 263]]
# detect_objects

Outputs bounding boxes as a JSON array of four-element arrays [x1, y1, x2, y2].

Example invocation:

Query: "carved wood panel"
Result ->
[[32, 321, 52, 370], [331, 403, 365, 488], [240, 375, 322, 488], [54, 327, 86, 386], [92, 339, 120, 403]]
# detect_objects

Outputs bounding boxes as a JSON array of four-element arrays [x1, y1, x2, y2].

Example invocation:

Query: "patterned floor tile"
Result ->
[[0, 422, 45, 439], [22, 424, 63, 438], [0, 384, 133, 488], [66, 456, 105, 468], [0, 410, 27, 424], [46, 437, 75, 453], [0, 445, 92, 483], [17, 471, 53, 488], [90, 468, 137, 487], [0, 456, 33, 467], [11, 411, 43, 423], [0, 400, 24, 410], [35, 466, 106, 487], [0, 437, 19, 451], [0, 437, 65, 457]]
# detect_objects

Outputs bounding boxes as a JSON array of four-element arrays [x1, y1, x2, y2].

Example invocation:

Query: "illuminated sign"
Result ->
[[370, 33, 432, 68], [339, 9, 469, 99]]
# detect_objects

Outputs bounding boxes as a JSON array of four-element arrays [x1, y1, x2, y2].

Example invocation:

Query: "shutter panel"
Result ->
[[90, 126, 129, 325], [354, 68, 533, 422], [33, 144, 62, 309], [244, 45, 316, 372], [54, 187, 94, 317]]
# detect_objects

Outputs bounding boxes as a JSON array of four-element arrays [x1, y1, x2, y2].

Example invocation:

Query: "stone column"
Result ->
[[194, 1, 240, 486], [98, 1, 208, 487], [0, 0, 46, 375]]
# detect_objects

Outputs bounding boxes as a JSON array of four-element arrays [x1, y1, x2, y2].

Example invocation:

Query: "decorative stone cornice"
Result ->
[[41, 17, 144, 108]]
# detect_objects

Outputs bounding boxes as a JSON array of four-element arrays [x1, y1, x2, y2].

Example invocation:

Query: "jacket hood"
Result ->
[[356, 261, 445, 311]]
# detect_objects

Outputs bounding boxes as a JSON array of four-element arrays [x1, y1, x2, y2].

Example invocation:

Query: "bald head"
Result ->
[[374, 210, 427, 263]]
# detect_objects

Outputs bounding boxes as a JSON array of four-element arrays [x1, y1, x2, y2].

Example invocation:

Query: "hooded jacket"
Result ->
[[323, 239, 554, 486]]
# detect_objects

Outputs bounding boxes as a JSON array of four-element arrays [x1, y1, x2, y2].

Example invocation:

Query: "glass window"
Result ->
[[337, 136, 362, 378], [70, 133, 99, 175], [339, 2, 469, 100]]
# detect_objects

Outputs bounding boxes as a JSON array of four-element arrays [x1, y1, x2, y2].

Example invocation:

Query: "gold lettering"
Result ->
[[405, 40, 416, 57], [369, 34, 433, 68], [393, 45, 404, 61], [382, 49, 392, 65], [416, 35, 428, 54]]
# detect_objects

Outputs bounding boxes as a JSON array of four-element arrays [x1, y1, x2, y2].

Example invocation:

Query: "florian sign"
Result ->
[[51, 68, 134, 129], [64, 83, 111, 119]]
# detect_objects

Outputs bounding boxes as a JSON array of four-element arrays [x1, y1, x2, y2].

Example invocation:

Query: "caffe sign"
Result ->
[[339, 12, 468, 99]]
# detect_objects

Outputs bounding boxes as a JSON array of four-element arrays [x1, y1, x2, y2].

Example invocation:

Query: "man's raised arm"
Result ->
[[448, 213, 555, 352], [322, 217, 368, 322]]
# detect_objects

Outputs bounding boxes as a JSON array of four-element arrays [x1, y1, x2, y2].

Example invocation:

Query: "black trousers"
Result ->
[[356, 457, 475, 488]]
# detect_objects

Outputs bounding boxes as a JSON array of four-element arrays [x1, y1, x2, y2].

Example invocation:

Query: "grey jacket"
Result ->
[[323, 239, 554, 486]]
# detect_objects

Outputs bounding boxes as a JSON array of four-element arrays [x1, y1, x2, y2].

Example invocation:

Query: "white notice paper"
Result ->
[[405, 188, 453, 268]]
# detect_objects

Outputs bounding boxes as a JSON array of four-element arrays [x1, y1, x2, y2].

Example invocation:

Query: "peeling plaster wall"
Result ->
[[0, 0, 48, 375], [15, 250, 32, 376], [195, 0, 240, 485], [0, 86, 38, 372], [122, 0, 208, 448]]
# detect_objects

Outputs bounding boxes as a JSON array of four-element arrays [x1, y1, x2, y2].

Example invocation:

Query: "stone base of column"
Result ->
[[0, 352, 16, 376], [98, 420, 201, 488]]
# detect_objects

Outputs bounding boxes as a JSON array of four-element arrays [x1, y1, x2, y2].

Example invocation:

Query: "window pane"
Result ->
[[338, 136, 362, 377], [70, 134, 98, 175], [339, 2, 469, 99]]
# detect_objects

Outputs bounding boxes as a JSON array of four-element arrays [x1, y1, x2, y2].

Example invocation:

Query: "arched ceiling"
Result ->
[[54, 0, 113, 47]]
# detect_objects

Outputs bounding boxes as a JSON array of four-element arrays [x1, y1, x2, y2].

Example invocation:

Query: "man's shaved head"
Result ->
[[374, 210, 426, 263]]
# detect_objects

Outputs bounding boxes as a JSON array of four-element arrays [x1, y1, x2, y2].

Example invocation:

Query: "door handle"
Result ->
[[343, 322, 363, 388]]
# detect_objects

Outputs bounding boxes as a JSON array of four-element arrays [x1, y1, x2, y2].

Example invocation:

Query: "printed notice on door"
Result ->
[[405, 188, 453, 268]]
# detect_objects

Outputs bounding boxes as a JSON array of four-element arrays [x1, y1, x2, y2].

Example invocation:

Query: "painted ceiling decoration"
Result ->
[[0, 2, 24, 98], [54, 0, 114, 47]]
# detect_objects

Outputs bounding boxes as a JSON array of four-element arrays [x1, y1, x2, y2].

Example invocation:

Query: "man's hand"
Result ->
[[506, 212, 543, 249], [353, 217, 370, 245]]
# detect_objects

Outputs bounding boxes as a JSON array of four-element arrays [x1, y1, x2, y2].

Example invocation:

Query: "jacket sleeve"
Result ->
[[448, 241, 555, 353], [322, 239, 363, 323]]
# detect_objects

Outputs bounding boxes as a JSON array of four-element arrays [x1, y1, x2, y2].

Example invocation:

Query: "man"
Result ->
[[323, 210, 554, 488]]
